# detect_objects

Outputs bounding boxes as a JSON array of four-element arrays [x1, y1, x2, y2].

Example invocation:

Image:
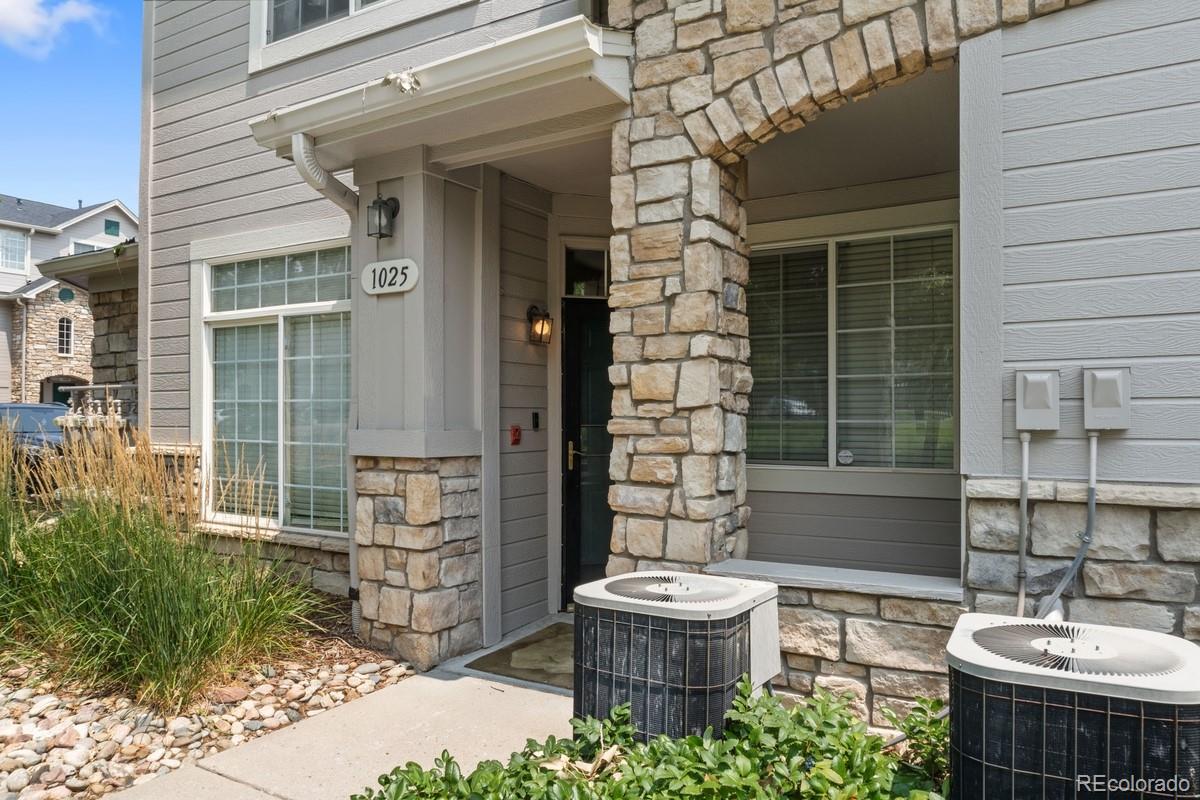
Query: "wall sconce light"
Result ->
[[367, 193, 399, 239], [527, 305, 553, 344]]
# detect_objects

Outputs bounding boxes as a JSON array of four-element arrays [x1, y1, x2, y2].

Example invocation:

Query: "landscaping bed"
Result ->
[[1, 607, 412, 798]]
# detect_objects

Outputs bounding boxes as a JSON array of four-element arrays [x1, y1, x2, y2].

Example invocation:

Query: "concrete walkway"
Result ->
[[119, 671, 573, 800]]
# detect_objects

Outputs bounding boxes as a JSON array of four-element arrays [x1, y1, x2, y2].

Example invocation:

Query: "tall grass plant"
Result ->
[[0, 426, 323, 710]]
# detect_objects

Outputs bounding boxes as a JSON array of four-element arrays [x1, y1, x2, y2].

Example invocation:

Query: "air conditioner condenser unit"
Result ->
[[573, 571, 778, 741], [947, 613, 1200, 799]]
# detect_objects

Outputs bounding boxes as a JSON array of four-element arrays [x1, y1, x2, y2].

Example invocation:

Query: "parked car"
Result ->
[[0, 403, 68, 459]]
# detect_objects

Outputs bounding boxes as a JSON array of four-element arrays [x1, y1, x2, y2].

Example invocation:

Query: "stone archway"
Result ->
[[604, 0, 1083, 575]]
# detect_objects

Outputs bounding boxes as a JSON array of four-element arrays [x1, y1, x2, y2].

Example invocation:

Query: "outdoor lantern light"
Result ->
[[367, 193, 399, 239], [527, 305, 553, 344]]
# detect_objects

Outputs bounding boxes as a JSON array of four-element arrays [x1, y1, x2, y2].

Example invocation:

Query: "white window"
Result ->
[[207, 247, 351, 533], [251, 0, 474, 72], [0, 230, 27, 272], [57, 317, 73, 355], [72, 241, 99, 255], [747, 227, 956, 471]]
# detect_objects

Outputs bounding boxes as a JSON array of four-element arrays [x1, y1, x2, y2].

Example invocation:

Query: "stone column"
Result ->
[[354, 456, 483, 670], [606, 119, 753, 574]]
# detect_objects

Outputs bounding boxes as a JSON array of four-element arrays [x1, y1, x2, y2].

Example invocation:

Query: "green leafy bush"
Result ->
[[883, 698, 950, 797], [352, 680, 948, 799], [0, 429, 323, 709]]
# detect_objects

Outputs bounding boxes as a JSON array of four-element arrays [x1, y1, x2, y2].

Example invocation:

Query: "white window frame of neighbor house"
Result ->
[[0, 229, 28, 273], [746, 220, 960, 502], [194, 233, 352, 539], [248, 0, 477, 73], [57, 317, 73, 356]]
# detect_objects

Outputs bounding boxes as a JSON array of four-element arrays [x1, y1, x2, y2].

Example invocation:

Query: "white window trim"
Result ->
[[0, 228, 29, 273], [746, 221, 960, 499], [70, 237, 110, 255], [57, 317, 73, 356], [192, 235, 352, 538], [249, 0, 477, 73]]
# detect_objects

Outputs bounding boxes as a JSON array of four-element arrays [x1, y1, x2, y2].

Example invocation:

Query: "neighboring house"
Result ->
[[0, 194, 138, 402], [38, 242, 140, 417], [140, 0, 1200, 720]]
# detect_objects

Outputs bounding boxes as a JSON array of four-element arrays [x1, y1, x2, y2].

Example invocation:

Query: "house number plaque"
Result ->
[[361, 259, 419, 296]]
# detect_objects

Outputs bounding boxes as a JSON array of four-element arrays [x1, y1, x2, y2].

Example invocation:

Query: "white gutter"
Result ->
[[250, 16, 632, 159], [16, 298, 27, 402], [291, 133, 359, 215]]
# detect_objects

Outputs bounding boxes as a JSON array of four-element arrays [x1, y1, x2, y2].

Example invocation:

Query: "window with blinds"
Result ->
[[748, 228, 955, 471]]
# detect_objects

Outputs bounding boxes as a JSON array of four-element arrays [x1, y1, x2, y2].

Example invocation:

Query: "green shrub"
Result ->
[[883, 698, 950, 797], [352, 680, 947, 800], [0, 429, 324, 710]]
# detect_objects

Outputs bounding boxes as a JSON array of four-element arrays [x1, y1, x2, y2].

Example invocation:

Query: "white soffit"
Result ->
[[249, 16, 633, 171]]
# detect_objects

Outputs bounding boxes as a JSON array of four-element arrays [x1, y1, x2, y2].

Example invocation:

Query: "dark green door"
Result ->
[[562, 297, 613, 606]]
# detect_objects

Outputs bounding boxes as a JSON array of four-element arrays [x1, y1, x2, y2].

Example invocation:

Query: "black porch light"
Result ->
[[367, 193, 399, 239], [527, 305, 553, 344]]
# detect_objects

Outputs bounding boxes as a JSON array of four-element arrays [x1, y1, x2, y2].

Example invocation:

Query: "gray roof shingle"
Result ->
[[0, 193, 107, 229]]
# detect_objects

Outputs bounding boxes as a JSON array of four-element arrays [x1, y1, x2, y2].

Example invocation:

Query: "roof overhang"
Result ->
[[0, 219, 60, 235], [36, 242, 138, 291], [249, 16, 632, 172]]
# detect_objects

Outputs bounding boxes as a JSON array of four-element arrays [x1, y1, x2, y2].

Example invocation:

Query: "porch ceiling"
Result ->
[[249, 16, 632, 172]]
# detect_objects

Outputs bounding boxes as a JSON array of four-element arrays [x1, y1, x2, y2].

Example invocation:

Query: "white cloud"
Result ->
[[0, 0, 103, 58]]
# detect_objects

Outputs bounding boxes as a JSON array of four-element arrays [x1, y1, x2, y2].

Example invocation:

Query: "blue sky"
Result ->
[[0, 0, 143, 214]]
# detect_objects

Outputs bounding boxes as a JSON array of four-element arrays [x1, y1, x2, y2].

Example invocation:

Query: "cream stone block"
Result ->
[[683, 109, 725, 157], [967, 499, 1020, 551], [410, 588, 460, 633], [1066, 598, 1176, 633], [636, 11, 676, 57], [956, 0, 998, 35], [669, 291, 719, 332], [405, 473, 442, 525], [705, 98, 747, 150], [682, 454, 717, 498], [690, 405, 725, 454], [842, 0, 915, 25], [630, 136, 699, 168], [611, 175, 636, 229], [1082, 562, 1198, 604], [889, 7, 926, 74], [729, 81, 773, 140], [636, 163, 690, 203], [1002, 0, 1031, 22], [801, 46, 840, 104], [861, 19, 898, 83], [725, 0, 775, 32], [779, 607, 841, 660], [406, 550, 441, 591], [634, 51, 706, 89], [845, 619, 949, 673], [665, 518, 712, 561], [631, 222, 685, 261], [630, 455, 679, 484], [775, 12, 840, 58], [626, 517, 666, 557], [676, 358, 721, 408], [609, 484, 672, 516], [609, 278, 664, 309], [670, 75, 714, 115], [753, 68, 790, 124], [774, 58, 818, 118], [643, 334, 691, 360], [1031, 503, 1150, 561], [829, 30, 871, 96], [636, 435, 691, 453], [713, 48, 771, 93], [677, 17, 723, 49], [925, 0, 959, 61], [630, 362, 679, 401], [1159, 509, 1200, 561], [377, 586, 412, 627]]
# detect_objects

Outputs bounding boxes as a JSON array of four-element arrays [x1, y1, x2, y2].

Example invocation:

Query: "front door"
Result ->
[[561, 296, 613, 606]]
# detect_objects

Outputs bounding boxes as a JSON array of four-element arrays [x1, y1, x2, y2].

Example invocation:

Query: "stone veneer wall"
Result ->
[[965, 479, 1200, 640], [90, 288, 138, 386], [353, 456, 483, 670], [773, 588, 962, 731], [206, 529, 352, 598], [11, 286, 93, 402], [603, 0, 1082, 576]]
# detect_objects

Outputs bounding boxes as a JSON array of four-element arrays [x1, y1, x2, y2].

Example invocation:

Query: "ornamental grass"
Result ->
[[0, 425, 323, 711]]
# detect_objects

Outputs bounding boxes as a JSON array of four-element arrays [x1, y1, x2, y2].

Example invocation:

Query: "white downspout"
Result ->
[[289, 132, 364, 635], [291, 133, 358, 215]]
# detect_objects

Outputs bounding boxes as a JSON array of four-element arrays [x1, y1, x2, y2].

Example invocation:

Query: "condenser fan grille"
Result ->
[[606, 574, 739, 604], [972, 622, 1186, 677]]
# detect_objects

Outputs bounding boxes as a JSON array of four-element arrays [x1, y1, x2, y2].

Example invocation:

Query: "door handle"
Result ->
[[568, 440, 597, 471]]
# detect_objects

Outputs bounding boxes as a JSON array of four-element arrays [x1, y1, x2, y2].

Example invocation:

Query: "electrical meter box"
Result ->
[[1083, 367, 1131, 430], [1015, 370, 1060, 431]]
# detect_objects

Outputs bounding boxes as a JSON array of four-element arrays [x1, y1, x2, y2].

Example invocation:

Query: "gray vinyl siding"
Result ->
[[995, 0, 1200, 484], [146, 0, 585, 444], [498, 176, 551, 634], [746, 491, 960, 578]]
